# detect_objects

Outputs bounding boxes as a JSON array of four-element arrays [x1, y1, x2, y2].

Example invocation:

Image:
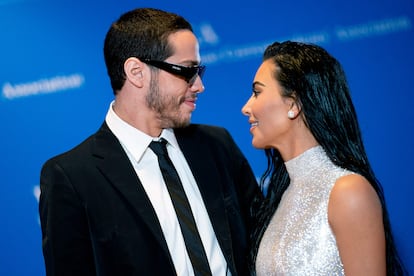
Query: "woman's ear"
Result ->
[[287, 98, 301, 119]]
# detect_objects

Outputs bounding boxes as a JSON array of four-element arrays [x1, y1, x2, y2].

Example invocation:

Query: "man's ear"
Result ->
[[124, 57, 144, 88]]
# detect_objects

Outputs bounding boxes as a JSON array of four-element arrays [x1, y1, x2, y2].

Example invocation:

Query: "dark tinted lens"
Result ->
[[188, 65, 206, 84], [142, 59, 206, 84]]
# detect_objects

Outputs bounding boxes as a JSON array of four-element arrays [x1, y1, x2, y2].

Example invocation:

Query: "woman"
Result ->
[[242, 41, 406, 275]]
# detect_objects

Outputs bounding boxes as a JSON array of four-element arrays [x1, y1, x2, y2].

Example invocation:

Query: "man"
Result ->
[[39, 7, 261, 276]]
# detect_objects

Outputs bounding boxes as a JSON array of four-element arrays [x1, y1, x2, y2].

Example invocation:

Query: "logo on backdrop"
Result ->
[[34, 185, 40, 224], [196, 23, 220, 47], [1, 73, 85, 100], [199, 16, 412, 65]]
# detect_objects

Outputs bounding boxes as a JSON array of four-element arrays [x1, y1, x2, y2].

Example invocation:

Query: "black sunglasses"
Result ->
[[141, 59, 206, 85]]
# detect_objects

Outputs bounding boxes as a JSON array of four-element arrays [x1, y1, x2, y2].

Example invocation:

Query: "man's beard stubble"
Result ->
[[146, 76, 191, 129]]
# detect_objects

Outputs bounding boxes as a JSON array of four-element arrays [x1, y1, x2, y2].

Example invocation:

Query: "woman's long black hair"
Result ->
[[249, 41, 406, 275]]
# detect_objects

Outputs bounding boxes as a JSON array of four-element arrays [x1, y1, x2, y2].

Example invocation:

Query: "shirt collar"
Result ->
[[160, 128, 180, 151], [105, 101, 179, 162]]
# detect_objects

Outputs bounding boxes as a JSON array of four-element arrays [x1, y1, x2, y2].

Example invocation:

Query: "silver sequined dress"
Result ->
[[256, 146, 352, 276]]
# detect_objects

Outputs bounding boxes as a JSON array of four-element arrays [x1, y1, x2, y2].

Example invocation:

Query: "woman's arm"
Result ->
[[329, 173, 386, 276]]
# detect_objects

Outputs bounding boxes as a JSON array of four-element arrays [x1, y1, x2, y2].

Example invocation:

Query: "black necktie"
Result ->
[[149, 139, 212, 276]]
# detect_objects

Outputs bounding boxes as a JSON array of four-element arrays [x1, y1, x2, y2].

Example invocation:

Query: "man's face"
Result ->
[[146, 30, 205, 129]]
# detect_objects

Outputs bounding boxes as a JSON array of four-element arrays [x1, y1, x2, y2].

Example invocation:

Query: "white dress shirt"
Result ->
[[105, 102, 230, 275]]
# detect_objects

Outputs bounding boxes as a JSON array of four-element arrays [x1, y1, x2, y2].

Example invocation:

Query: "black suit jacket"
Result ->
[[39, 123, 260, 276]]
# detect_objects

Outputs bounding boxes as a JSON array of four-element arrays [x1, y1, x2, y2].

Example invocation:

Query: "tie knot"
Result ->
[[149, 139, 168, 156]]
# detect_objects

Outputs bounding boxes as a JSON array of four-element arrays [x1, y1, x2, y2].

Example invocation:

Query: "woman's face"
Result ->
[[241, 60, 295, 149]]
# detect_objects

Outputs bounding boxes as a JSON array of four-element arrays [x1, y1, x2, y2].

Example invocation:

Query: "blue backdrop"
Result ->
[[1, 0, 413, 275]]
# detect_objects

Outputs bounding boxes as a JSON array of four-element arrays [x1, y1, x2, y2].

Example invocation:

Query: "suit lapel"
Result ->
[[175, 128, 236, 272], [92, 123, 171, 256], [91, 123, 236, 272]]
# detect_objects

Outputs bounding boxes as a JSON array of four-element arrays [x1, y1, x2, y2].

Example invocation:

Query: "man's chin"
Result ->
[[165, 115, 191, 129], [174, 119, 191, 128]]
